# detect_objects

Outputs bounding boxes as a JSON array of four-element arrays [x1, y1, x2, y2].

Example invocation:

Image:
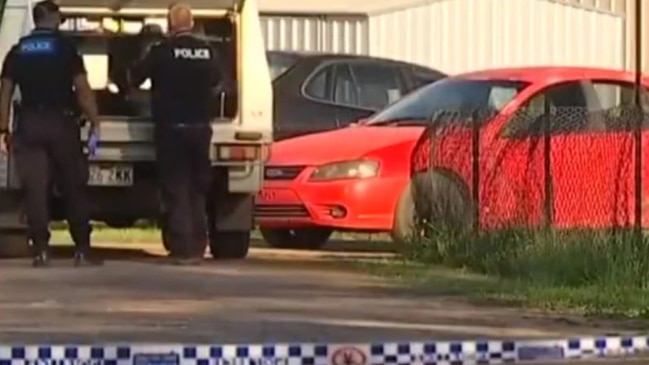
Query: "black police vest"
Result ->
[[149, 34, 219, 125], [14, 30, 77, 109]]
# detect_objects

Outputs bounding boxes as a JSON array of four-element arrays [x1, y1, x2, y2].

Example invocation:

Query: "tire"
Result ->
[[158, 214, 177, 254], [260, 228, 333, 250], [411, 171, 474, 234], [391, 181, 416, 245], [0, 229, 30, 258], [104, 218, 137, 229], [161, 223, 172, 253], [209, 230, 250, 259]]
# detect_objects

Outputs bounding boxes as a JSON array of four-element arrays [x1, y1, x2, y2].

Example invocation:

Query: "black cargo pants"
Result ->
[[155, 123, 212, 258], [13, 109, 91, 251]]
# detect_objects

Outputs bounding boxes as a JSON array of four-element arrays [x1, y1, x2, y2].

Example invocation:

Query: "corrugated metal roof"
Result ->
[[57, 0, 432, 16], [57, 0, 624, 16], [59, 0, 239, 10], [258, 0, 435, 15], [258, 0, 625, 16]]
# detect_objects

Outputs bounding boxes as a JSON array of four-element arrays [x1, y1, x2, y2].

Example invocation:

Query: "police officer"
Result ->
[[129, 2, 223, 264], [0, 0, 102, 267]]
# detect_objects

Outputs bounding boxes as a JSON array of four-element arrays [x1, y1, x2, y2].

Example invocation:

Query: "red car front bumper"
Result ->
[[255, 166, 405, 231]]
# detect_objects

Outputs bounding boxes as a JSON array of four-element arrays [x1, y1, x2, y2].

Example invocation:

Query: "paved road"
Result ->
[[0, 241, 643, 347]]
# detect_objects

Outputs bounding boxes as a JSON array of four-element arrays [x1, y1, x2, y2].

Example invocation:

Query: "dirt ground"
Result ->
[[0, 240, 642, 345]]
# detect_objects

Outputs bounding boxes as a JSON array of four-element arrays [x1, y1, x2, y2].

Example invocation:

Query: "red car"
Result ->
[[254, 98, 434, 249], [409, 66, 649, 231]]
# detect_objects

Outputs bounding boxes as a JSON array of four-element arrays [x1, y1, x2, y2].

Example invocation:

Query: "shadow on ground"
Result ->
[[49, 235, 397, 261], [321, 241, 394, 253], [1, 241, 644, 344], [49, 245, 156, 260]]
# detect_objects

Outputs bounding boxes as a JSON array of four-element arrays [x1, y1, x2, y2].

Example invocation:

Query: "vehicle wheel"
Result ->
[[391, 181, 416, 245], [0, 229, 31, 258], [157, 214, 177, 254], [104, 218, 137, 229], [209, 230, 250, 259], [260, 228, 333, 250], [411, 171, 473, 234], [160, 223, 172, 253]]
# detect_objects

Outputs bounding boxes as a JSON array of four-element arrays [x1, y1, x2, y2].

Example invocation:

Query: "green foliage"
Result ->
[[402, 226, 649, 318]]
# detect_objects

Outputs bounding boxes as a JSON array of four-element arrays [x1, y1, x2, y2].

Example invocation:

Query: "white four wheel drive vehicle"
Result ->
[[0, 0, 273, 258]]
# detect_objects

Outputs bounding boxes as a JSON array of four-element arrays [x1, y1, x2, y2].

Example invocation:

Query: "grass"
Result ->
[[50, 222, 389, 245], [370, 226, 649, 319], [52, 227, 159, 243]]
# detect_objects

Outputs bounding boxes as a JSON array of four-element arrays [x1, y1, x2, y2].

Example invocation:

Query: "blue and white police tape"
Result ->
[[1, 335, 648, 365]]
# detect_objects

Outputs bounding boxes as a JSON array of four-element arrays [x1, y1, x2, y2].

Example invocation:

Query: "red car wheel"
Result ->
[[391, 181, 416, 244], [411, 171, 473, 233]]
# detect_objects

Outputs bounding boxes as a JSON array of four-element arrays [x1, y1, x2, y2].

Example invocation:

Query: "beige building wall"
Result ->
[[366, 0, 625, 73], [259, 0, 636, 73], [561, 0, 649, 71]]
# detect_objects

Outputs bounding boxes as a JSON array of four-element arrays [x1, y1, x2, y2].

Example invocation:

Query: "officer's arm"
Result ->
[[208, 46, 224, 87], [0, 46, 17, 133], [69, 43, 99, 129], [129, 45, 156, 88]]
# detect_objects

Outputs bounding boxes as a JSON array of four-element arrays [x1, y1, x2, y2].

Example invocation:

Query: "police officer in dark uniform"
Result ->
[[0, 0, 102, 267], [129, 2, 223, 264]]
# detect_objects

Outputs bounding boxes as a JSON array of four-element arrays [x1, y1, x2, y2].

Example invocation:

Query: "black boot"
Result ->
[[73, 248, 104, 267], [32, 250, 50, 268]]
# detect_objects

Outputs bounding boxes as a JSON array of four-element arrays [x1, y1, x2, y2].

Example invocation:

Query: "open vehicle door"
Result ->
[[0, 0, 273, 259]]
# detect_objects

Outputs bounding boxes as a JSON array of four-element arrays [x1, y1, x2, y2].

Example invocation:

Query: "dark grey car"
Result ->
[[267, 51, 446, 141]]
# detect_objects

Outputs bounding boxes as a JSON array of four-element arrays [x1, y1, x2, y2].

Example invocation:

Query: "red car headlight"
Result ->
[[309, 160, 380, 181]]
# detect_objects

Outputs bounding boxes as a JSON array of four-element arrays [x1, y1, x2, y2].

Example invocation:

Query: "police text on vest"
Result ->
[[174, 48, 211, 59]]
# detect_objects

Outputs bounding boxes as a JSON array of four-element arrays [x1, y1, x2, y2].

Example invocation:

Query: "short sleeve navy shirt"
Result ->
[[1, 29, 86, 109]]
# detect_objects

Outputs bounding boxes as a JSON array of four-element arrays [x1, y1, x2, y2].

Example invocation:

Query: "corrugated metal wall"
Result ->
[[560, 0, 649, 71], [367, 0, 625, 74], [260, 15, 369, 54]]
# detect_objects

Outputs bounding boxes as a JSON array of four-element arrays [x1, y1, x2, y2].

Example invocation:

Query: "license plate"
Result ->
[[88, 164, 133, 186], [256, 188, 300, 204]]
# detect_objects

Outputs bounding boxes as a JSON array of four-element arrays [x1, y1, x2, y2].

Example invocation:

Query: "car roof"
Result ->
[[265, 50, 445, 72], [267, 50, 382, 60], [266, 50, 312, 58], [457, 66, 649, 84]]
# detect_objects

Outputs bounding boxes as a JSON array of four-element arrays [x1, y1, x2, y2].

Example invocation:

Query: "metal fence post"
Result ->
[[543, 104, 553, 228], [634, 0, 643, 237], [471, 110, 480, 233]]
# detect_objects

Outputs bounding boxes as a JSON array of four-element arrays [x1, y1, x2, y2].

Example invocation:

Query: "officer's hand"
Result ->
[[0, 133, 9, 155], [87, 125, 100, 157], [88, 121, 100, 137]]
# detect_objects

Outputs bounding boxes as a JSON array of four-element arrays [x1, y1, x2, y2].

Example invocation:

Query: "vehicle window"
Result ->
[[503, 80, 649, 137], [593, 82, 631, 109], [304, 65, 333, 101], [350, 63, 404, 110], [503, 81, 592, 137], [366, 78, 529, 126], [411, 66, 445, 89], [333, 64, 357, 105], [590, 80, 649, 130], [590, 81, 649, 111], [267, 52, 300, 80]]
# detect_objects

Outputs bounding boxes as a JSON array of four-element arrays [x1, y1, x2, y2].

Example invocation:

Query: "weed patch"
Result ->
[[398, 227, 649, 318]]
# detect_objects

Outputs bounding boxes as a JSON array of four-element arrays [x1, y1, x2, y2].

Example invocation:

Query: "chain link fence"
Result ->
[[410, 105, 647, 237]]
